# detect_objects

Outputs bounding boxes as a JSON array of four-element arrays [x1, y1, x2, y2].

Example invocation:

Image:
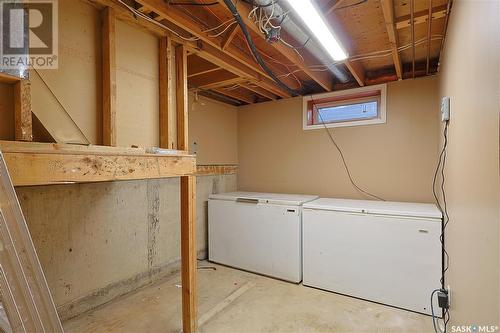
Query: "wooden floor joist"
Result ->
[[381, 0, 403, 80]]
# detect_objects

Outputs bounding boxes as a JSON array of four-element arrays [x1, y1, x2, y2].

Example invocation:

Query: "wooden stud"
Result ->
[[135, 0, 293, 97], [14, 80, 33, 141], [180, 175, 197, 333], [380, 0, 403, 80], [159, 37, 174, 149], [176, 44, 188, 151], [89, 0, 291, 99], [102, 7, 117, 146]]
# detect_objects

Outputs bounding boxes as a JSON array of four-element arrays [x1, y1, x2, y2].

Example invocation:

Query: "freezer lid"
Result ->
[[303, 198, 442, 219], [209, 191, 319, 206]]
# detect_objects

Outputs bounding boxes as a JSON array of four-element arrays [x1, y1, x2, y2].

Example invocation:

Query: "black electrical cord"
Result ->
[[311, 96, 385, 201], [222, 0, 301, 97], [431, 120, 450, 333]]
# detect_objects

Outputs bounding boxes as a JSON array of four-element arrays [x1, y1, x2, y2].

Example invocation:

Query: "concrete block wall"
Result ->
[[16, 174, 236, 320]]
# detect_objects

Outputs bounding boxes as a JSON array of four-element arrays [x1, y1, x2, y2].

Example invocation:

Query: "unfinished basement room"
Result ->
[[0, 0, 498, 332]]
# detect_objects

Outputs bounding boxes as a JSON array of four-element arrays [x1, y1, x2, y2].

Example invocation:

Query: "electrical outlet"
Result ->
[[441, 97, 450, 122]]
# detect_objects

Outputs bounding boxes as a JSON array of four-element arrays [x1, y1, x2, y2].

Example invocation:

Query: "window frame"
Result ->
[[303, 84, 387, 130]]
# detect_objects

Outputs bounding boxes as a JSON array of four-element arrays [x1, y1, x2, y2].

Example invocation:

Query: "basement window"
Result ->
[[303, 84, 387, 130]]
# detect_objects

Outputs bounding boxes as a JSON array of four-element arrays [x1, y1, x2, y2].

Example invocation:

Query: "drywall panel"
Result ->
[[116, 21, 159, 148], [30, 0, 101, 144], [189, 94, 238, 165], [15, 174, 236, 318], [238, 77, 440, 203], [438, 0, 499, 325], [0, 83, 14, 140]]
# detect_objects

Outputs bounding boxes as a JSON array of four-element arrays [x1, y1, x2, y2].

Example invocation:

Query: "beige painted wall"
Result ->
[[189, 94, 238, 165], [116, 21, 159, 148], [438, 0, 500, 326], [238, 77, 440, 203], [30, 0, 101, 144]]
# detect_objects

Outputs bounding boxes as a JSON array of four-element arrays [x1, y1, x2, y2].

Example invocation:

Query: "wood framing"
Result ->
[[395, 4, 447, 30], [345, 61, 365, 87], [135, 0, 291, 97], [213, 87, 255, 104], [220, 23, 239, 50], [0, 141, 195, 186], [380, 0, 403, 80], [176, 44, 189, 151], [196, 165, 238, 176], [226, 0, 335, 91], [14, 80, 33, 142], [102, 6, 117, 146], [160, 36, 174, 149], [180, 175, 197, 333], [0, 153, 63, 332], [241, 83, 277, 100]]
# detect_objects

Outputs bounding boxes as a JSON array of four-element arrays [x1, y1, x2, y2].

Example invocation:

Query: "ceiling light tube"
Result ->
[[284, 0, 348, 62]]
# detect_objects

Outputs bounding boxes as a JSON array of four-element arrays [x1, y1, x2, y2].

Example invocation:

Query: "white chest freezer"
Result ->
[[209, 192, 318, 282], [302, 198, 442, 315]]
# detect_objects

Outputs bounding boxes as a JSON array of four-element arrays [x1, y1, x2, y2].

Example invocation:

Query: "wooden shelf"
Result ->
[[0, 141, 196, 186]]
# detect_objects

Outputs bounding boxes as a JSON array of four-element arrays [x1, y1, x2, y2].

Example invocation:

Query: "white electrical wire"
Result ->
[[208, 21, 238, 38]]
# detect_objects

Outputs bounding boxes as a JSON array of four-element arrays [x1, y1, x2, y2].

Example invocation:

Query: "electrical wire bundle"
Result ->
[[247, 0, 288, 43], [431, 120, 451, 333]]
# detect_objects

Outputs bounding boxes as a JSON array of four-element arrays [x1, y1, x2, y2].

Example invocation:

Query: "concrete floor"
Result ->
[[63, 262, 434, 333]]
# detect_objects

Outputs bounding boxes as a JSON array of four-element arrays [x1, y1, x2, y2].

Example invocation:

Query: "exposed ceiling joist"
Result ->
[[220, 24, 239, 50], [136, 0, 294, 96], [380, 0, 403, 80], [241, 83, 277, 101], [200, 77, 247, 90], [213, 87, 256, 104], [220, 0, 335, 91], [396, 4, 448, 30], [91, 0, 290, 99]]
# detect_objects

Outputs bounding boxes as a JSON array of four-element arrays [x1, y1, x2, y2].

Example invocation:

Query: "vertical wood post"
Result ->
[[14, 80, 33, 141], [176, 41, 197, 333], [159, 37, 174, 149], [102, 7, 116, 146], [175, 44, 188, 151], [180, 175, 197, 333]]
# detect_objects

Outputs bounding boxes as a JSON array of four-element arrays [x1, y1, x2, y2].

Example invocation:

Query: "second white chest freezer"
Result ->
[[302, 198, 442, 315], [209, 192, 318, 282]]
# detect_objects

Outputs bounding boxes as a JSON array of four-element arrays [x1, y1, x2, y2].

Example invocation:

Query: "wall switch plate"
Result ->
[[441, 97, 450, 122]]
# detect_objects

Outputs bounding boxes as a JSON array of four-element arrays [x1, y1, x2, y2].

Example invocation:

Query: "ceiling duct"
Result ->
[[252, 0, 350, 83]]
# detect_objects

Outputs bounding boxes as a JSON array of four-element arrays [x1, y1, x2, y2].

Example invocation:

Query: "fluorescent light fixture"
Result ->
[[284, 0, 348, 61]]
